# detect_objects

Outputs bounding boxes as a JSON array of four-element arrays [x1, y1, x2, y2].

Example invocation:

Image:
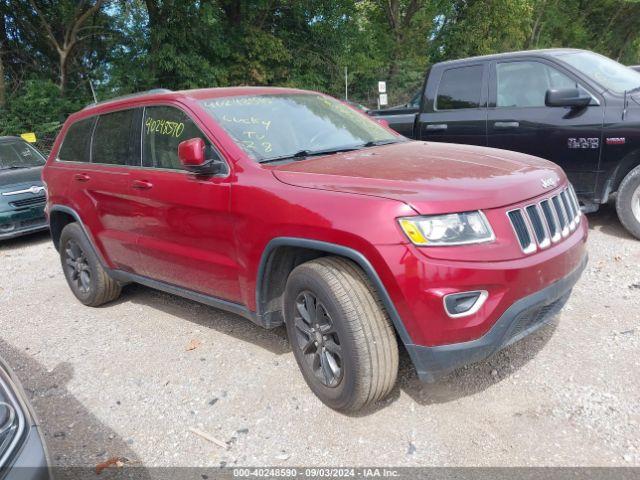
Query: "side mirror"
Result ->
[[376, 118, 390, 128], [178, 138, 226, 175], [545, 88, 591, 108]]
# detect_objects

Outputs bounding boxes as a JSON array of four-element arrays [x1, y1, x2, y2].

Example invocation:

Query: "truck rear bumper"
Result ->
[[406, 253, 587, 383]]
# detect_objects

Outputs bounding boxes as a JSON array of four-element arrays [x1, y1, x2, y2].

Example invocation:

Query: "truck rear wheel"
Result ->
[[616, 164, 640, 240], [59, 223, 122, 306], [283, 256, 399, 411]]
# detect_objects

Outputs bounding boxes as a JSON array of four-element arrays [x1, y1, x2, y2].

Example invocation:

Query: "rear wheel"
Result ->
[[284, 256, 398, 411], [616, 165, 640, 240], [59, 223, 121, 306]]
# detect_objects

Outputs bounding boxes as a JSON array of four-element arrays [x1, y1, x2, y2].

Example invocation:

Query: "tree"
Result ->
[[28, 0, 105, 95]]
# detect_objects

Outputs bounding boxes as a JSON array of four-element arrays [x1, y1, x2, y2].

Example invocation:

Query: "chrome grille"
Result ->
[[508, 186, 581, 254]]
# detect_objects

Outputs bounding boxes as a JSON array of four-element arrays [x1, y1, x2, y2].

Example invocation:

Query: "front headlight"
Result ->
[[0, 367, 27, 466], [398, 211, 495, 246]]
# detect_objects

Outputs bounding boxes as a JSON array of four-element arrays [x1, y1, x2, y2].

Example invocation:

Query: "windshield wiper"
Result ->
[[0, 165, 28, 170], [259, 146, 362, 164], [360, 139, 402, 148]]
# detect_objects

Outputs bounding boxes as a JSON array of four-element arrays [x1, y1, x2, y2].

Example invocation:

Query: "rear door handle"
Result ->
[[73, 173, 90, 182], [494, 121, 520, 129], [426, 123, 448, 131], [131, 180, 153, 190]]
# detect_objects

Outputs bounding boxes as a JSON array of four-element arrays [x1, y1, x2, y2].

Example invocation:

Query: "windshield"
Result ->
[[200, 93, 400, 162], [0, 140, 46, 169], [556, 51, 640, 93]]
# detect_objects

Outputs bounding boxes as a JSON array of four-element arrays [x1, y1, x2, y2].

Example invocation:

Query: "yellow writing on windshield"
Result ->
[[145, 117, 185, 138]]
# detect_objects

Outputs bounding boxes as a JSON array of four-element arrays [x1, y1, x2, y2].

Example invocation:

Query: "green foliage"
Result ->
[[0, 79, 83, 135], [3, 0, 640, 138]]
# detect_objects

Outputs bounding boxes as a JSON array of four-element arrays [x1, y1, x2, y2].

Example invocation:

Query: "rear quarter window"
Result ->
[[58, 118, 95, 162]]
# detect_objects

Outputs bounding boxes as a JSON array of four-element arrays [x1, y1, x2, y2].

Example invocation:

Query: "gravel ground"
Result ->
[[0, 203, 639, 469]]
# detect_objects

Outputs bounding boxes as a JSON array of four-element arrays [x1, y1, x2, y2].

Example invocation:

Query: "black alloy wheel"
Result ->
[[293, 290, 343, 387], [64, 239, 92, 294]]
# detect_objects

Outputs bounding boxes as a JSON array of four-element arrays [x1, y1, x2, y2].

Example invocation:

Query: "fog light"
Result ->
[[0, 223, 15, 233], [443, 290, 488, 318]]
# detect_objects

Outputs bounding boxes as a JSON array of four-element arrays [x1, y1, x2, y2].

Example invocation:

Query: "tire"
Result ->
[[616, 164, 640, 240], [283, 256, 398, 411], [59, 222, 121, 307]]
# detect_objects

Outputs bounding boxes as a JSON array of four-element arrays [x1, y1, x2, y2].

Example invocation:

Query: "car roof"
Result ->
[[78, 86, 315, 119], [0, 136, 23, 143], [435, 48, 588, 67]]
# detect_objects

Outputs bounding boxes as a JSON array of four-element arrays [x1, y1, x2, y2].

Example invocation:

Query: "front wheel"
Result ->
[[284, 256, 398, 412], [616, 165, 640, 240]]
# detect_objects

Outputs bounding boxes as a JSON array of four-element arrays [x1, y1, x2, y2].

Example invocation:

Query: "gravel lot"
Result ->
[[0, 203, 639, 469]]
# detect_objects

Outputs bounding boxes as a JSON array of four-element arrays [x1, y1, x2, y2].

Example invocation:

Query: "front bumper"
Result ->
[[0, 208, 48, 240], [406, 254, 587, 382]]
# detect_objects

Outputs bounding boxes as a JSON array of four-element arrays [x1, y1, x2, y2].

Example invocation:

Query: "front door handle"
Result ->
[[494, 121, 520, 129], [426, 123, 448, 131], [73, 173, 90, 182], [131, 180, 153, 190]]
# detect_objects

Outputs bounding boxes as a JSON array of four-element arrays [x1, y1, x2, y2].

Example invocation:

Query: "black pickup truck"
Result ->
[[370, 48, 640, 239]]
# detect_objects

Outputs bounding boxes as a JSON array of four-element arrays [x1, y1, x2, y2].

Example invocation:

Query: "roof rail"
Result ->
[[83, 88, 173, 109]]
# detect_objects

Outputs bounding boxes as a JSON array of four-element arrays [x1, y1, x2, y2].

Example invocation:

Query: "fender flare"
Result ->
[[255, 237, 414, 346], [48, 204, 108, 266]]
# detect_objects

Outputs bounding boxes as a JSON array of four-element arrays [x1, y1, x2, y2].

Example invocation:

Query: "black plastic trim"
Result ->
[[107, 270, 256, 323], [256, 237, 415, 347]]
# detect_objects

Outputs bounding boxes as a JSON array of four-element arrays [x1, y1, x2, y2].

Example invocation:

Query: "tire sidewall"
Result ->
[[59, 224, 102, 305], [284, 267, 359, 410], [617, 166, 640, 239]]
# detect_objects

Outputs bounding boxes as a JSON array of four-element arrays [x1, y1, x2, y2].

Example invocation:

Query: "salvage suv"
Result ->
[[43, 87, 588, 411]]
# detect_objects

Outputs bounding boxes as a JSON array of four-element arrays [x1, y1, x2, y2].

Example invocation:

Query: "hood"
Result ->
[[0, 166, 44, 192], [271, 141, 565, 214]]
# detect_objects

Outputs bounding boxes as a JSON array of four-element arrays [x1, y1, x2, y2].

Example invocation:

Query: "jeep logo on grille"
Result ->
[[541, 177, 557, 189]]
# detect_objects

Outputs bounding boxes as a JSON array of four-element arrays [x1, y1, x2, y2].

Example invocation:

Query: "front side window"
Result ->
[[142, 106, 212, 170], [436, 65, 484, 110], [0, 140, 46, 169], [496, 61, 583, 108], [92, 109, 139, 165], [200, 93, 400, 162], [58, 118, 94, 163]]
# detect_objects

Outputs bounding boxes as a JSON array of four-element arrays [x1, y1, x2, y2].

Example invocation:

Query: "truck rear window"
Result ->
[[436, 65, 483, 110]]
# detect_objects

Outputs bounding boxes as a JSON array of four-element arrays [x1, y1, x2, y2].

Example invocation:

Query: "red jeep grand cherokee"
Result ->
[[43, 87, 588, 411]]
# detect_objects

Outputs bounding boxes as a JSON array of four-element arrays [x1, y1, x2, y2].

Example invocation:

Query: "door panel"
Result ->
[[132, 105, 241, 303], [418, 63, 488, 146], [64, 109, 146, 273], [487, 59, 604, 195]]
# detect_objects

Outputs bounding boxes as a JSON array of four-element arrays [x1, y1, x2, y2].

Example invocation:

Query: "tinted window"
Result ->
[[58, 118, 94, 162], [0, 140, 46, 169], [142, 106, 211, 170], [436, 66, 484, 110], [92, 109, 139, 165], [497, 61, 581, 108]]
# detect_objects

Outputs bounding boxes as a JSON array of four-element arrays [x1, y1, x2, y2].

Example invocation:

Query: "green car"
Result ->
[[0, 137, 48, 240]]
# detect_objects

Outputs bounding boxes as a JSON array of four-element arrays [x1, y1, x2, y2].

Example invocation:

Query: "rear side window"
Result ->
[[436, 65, 484, 110], [58, 118, 94, 162], [92, 109, 140, 165], [142, 106, 211, 170]]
